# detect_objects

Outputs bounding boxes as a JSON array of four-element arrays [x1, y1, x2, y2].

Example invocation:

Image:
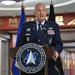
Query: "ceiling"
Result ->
[[0, 0, 75, 17]]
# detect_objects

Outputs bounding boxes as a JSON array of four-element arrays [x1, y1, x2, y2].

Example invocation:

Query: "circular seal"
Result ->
[[16, 43, 46, 74]]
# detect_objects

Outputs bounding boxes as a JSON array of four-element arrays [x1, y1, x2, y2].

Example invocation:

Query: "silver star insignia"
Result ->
[[26, 51, 36, 65]]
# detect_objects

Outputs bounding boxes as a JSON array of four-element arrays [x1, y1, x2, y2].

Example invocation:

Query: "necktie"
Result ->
[[38, 23, 41, 33]]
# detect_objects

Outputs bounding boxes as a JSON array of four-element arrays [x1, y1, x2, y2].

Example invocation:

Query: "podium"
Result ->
[[10, 46, 55, 75]]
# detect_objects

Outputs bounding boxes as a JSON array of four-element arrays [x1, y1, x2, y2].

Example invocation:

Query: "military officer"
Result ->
[[16, 3, 63, 75]]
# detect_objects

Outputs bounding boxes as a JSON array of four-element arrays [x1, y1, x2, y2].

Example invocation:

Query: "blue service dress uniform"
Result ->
[[16, 20, 63, 75]]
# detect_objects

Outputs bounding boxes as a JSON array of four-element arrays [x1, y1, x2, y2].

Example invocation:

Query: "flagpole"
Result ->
[[22, 1, 23, 6], [51, 0, 53, 5], [51, 0, 52, 4], [21, 1, 25, 8]]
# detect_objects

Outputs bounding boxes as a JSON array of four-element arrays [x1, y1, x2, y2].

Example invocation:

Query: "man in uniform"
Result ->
[[16, 3, 63, 75]]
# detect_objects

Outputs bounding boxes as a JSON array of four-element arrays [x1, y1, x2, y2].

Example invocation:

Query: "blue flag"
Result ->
[[12, 4, 25, 75], [16, 5, 25, 45], [12, 59, 20, 75]]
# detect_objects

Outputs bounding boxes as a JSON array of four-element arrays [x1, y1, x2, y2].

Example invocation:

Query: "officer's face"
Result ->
[[34, 4, 47, 22]]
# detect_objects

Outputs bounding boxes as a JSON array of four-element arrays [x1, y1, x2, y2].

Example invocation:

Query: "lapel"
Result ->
[[44, 20, 48, 27], [38, 20, 48, 38], [31, 20, 48, 38], [31, 21, 38, 37]]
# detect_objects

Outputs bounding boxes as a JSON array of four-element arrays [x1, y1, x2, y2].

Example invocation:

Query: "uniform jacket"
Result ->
[[16, 20, 63, 54]]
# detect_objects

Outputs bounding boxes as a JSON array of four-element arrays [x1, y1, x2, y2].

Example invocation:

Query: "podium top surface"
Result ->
[[10, 46, 55, 59]]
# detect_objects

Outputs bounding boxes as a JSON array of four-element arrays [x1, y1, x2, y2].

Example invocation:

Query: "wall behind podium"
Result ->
[[0, 33, 10, 75]]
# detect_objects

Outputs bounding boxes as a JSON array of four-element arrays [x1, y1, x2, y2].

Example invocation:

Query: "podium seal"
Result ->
[[16, 43, 46, 74]]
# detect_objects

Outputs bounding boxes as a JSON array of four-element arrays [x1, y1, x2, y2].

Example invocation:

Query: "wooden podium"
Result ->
[[10, 46, 55, 75]]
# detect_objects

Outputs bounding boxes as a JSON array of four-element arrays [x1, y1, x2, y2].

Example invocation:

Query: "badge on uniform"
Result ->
[[33, 24, 36, 30], [33, 27, 35, 30], [25, 33, 30, 36], [48, 27, 53, 30], [47, 29, 55, 35], [27, 28, 31, 32], [49, 38, 52, 44], [26, 37, 30, 41]]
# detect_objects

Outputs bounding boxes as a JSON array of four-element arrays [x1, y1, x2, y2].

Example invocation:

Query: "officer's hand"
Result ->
[[55, 51, 59, 59]]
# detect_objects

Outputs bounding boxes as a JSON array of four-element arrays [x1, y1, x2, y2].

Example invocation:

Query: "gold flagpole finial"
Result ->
[[21, 1, 25, 8]]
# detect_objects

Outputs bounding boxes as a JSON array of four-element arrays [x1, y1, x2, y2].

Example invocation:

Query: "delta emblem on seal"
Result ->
[[16, 43, 46, 74]]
